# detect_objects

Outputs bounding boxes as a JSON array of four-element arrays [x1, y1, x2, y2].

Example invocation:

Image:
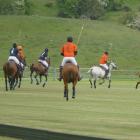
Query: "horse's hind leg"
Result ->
[[72, 86, 75, 99], [72, 81, 77, 99], [136, 81, 140, 89], [94, 80, 96, 89], [4, 75, 8, 91], [64, 84, 68, 101]]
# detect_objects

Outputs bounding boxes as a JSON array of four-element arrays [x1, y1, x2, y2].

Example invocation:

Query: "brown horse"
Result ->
[[30, 57, 50, 87], [62, 62, 79, 101], [3, 60, 19, 91]]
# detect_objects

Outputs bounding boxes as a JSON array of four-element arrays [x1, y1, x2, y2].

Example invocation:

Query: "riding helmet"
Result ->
[[45, 48, 48, 52], [13, 43, 17, 48], [104, 51, 108, 55], [67, 36, 73, 42]]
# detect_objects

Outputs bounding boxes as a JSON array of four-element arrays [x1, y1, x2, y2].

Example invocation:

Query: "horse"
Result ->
[[88, 61, 117, 88], [3, 60, 19, 91], [30, 57, 50, 87], [62, 62, 79, 101]]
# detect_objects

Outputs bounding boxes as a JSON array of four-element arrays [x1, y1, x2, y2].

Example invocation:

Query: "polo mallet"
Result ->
[[77, 18, 86, 45]]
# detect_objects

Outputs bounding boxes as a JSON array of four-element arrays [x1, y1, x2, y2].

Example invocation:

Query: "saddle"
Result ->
[[8, 60, 22, 74], [99, 65, 106, 71], [38, 62, 48, 74], [99, 65, 109, 78]]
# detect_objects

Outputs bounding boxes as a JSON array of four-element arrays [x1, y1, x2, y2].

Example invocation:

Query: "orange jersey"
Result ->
[[17, 45, 25, 59], [61, 42, 77, 57], [99, 54, 108, 64]]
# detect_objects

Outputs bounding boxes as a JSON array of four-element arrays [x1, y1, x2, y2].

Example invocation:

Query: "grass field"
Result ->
[[0, 15, 140, 70], [0, 78, 140, 140]]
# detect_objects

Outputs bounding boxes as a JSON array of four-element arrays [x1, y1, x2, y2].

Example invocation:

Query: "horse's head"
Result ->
[[109, 61, 117, 70]]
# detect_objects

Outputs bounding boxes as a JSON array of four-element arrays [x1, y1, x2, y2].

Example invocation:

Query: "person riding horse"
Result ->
[[8, 43, 24, 74], [17, 45, 26, 67], [58, 36, 82, 81], [99, 51, 109, 78], [38, 48, 49, 75]]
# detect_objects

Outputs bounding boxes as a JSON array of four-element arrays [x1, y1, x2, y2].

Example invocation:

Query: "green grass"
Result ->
[[0, 15, 140, 70], [30, 0, 58, 17], [0, 79, 140, 140]]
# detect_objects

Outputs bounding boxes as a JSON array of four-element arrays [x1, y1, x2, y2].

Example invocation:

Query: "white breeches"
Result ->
[[61, 57, 77, 66], [8, 56, 24, 68], [38, 60, 48, 68], [100, 64, 108, 70]]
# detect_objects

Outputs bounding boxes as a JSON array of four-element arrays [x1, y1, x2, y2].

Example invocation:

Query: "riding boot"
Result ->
[[77, 65, 82, 81], [104, 69, 109, 78], [57, 66, 63, 81], [45, 67, 48, 75], [17, 64, 22, 75]]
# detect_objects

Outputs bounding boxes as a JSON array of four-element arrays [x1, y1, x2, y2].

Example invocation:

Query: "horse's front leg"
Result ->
[[13, 78, 18, 90], [34, 74, 39, 85], [11, 77, 16, 90], [30, 71, 33, 84], [18, 76, 22, 88], [94, 79, 97, 89], [40, 75, 42, 83], [108, 79, 111, 88], [42, 75, 47, 87], [136, 81, 140, 89], [89, 78, 93, 88]]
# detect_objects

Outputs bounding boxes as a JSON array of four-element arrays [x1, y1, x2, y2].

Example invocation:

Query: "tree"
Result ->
[[0, 0, 32, 15], [57, 0, 105, 19]]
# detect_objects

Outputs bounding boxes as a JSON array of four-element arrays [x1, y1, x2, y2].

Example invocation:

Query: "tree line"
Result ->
[[0, 0, 32, 15], [57, 0, 130, 19], [0, 0, 130, 19]]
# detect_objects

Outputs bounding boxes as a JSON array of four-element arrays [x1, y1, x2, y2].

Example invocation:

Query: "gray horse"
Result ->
[[88, 61, 117, 88]]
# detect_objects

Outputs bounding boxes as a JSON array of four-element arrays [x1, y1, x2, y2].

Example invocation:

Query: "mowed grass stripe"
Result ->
[[0, 79, 140, 139]]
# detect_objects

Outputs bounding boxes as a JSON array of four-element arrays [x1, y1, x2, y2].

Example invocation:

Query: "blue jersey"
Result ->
[[39, 51, 48, 60], [9, 47, 18, 57]]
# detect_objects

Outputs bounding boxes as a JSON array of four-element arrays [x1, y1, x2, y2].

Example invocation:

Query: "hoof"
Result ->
[[72, 96, 75, 99], [42, 83, 46, 87]]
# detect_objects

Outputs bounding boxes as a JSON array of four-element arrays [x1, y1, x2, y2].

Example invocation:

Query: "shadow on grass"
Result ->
[[0, 124, 111, 140]]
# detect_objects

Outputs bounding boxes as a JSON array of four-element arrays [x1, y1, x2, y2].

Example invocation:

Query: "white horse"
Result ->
[[88, 61, 117, 88]]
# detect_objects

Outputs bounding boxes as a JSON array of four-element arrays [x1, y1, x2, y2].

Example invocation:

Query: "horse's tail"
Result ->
[[87, 67, 93, 73], [3, 62, 10, 73]]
